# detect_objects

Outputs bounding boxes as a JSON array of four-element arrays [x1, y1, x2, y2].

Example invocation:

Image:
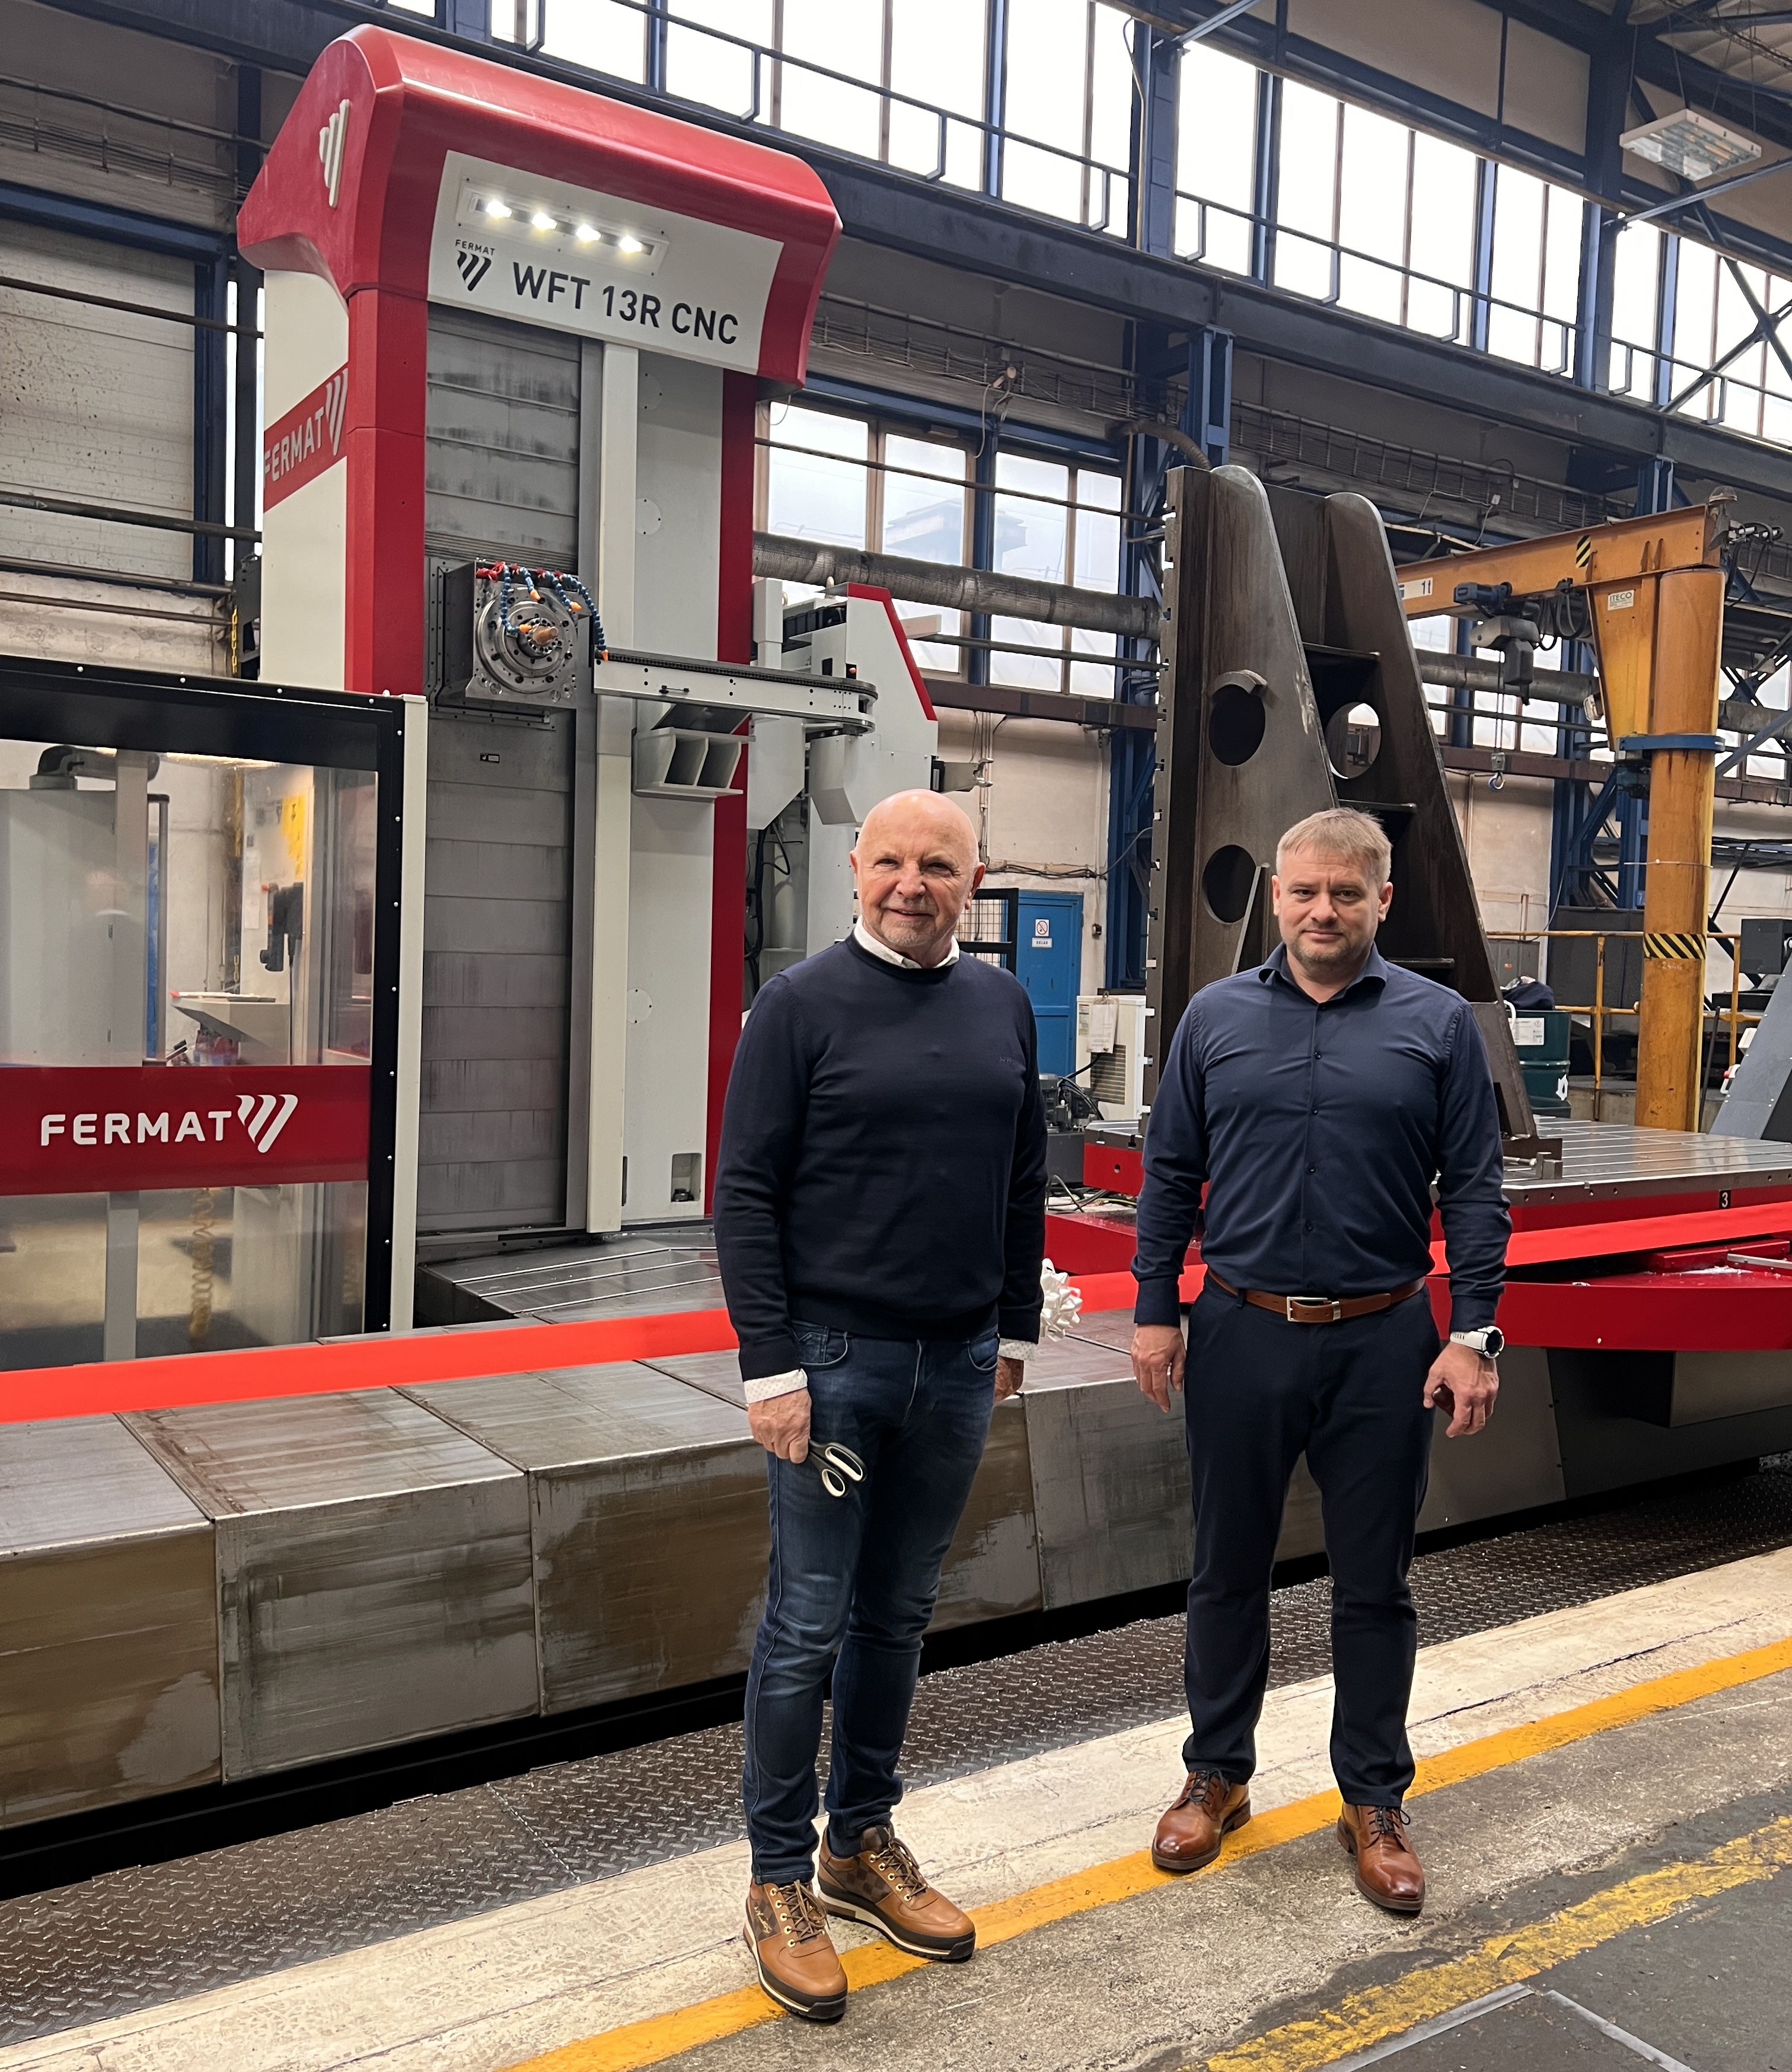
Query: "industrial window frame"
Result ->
[[511, 0, 1136, 239], [757, 396, 1126, 690], [405, 0, 1792, 456], [0, 183, 259, 601]]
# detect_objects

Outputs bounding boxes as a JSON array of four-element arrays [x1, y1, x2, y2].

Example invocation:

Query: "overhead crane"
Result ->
[[1396, 503, 1732, 1133]]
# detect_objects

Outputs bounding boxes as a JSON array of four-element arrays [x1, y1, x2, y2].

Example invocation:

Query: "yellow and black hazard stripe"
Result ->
[[1644, 932, 1707, 961], [1575, 533, 1593, 570]]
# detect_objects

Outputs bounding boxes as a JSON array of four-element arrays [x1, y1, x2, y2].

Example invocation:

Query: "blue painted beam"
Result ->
[[0, 177, 227, 260]]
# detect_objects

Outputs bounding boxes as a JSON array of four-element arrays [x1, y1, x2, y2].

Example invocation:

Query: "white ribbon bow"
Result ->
[[1040, 1257, 1084, 1341]]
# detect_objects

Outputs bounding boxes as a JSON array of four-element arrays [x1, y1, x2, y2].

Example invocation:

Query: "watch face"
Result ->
[[1482, 1328, 1505, 1357]]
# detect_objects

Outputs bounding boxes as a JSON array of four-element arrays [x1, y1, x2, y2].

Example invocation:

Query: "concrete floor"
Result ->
[[661, 1671, 1792, 2072], [1, 1548, 1787, 2072]]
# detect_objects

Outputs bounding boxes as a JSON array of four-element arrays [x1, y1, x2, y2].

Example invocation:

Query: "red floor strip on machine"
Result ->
[[9, 1198, 1792, 1425], [0, 1271, 1181, 1426], [0, 1306, 741, 1426]]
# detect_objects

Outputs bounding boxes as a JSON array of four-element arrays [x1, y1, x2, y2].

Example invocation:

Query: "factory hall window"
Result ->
[[990, 456, 1122, 696], [539, 0, 1131, 234], [763, 403, 968, 674], [535, 1, 647, 76], [1175, 59, 1589, 381], [1485, 166, 1583, 376], [1608, 222, 1664, 403], [1000, 1, 1134, 234], [1175, 40, 1259, 277], [1670, 245, 1792, 444]]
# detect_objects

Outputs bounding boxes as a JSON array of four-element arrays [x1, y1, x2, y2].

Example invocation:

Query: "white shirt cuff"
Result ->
[[998, 1338, 1037, 1363], [743, 1367, 808, 1404]]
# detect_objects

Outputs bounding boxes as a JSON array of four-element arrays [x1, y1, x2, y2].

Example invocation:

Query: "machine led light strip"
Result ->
[[472, 192, 658, 257]]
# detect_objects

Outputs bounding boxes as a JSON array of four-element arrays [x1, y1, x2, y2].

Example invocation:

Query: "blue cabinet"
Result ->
[[1016, 892, 1082, 1076]]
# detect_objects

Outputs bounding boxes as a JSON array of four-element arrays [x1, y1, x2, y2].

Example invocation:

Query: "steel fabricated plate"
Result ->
[[408, 1363, 769, 1710], [126, 1392, 536, 1780], [0, 1418, 218, 1826]]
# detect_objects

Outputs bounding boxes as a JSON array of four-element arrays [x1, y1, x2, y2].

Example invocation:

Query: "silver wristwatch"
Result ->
[[1449, 1327, 1504, 1359]]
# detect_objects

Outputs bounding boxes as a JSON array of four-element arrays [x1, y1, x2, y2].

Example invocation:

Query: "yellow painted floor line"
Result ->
[[1204, 1811, 1792, 2071], [506, 1634, 1792, 2072]]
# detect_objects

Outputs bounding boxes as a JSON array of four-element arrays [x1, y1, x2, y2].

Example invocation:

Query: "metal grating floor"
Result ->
[[4, 1460, 1792, 2046]]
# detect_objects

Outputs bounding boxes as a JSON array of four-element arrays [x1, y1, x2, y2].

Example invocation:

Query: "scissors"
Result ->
[[812, 1440, 865, 1499]]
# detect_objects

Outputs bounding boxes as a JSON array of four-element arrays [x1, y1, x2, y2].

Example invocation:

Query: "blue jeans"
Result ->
[[741, 1322, 999, 1885]]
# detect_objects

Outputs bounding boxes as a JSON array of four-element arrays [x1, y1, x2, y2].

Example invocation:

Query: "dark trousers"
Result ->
[[1181, 1280, 1438, 1806], [741, 1322, 998, 1886]]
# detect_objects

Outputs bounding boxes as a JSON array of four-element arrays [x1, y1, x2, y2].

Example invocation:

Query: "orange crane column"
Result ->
[[1635, 565, 1724, 1133]]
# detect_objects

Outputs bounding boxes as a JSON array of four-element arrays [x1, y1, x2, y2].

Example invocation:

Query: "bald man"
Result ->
[[715, 791, 1047, 2023]]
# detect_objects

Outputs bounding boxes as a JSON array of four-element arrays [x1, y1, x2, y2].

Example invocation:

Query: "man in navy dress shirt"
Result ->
[[1130, 806, 1509, 1915]]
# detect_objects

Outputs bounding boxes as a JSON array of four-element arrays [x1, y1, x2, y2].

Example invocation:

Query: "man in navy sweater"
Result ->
[[715, 789, 1047, 2025], [1131, 807, 1508, 1917]]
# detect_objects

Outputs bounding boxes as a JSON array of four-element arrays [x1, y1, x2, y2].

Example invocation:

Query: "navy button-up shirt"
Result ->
[[1133, 944, 1509, 1331]]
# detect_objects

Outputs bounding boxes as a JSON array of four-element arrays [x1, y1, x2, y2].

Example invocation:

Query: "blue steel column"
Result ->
[[232, 66, 263, 594], [1573, 8, 1628, 394], [1190, 326, 1232, 467], [1249, 68, 1278, 285], [1109, 410, 1163, 993], [968, 435, 998, 689], [1549, 635, 1594, 916], [192, 257, 229, 586], [983, 0, 1009, 200], [1653, 231, 1681, 408], [1554, 37, 1625, 907], [1133, 23, 1178, 260], [1616, 790, 1647, 910], [1469, 158, 1497, 352], [1449, 619, 1474, 750], [646, 0, 668, 95], [1107, 24, 1182, 992]]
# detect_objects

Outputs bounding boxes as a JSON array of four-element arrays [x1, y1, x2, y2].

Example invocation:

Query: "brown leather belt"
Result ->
[[1206, 1269, 1425, 1324]]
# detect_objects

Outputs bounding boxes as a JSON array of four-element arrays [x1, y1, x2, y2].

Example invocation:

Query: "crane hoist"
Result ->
[[1396, 501, 1732, 1134]]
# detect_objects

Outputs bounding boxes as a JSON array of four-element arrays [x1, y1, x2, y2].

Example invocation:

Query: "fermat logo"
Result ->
[[39, 1094, 300, 1153], [318, 97, 351, 209], [455, 248, 493, 292], [240, 1092, 299, 1153], [2, 1065, 368, 1198]]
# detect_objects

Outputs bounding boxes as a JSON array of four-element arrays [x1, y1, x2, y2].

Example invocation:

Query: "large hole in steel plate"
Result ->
[[1202, 843, 1257, 923], [1325, 700, 1382, 780], [1209, 680, 1266, 765]]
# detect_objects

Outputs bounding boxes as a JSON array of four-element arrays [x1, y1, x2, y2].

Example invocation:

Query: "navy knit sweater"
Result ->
[[714, 936, 1049, 1381]]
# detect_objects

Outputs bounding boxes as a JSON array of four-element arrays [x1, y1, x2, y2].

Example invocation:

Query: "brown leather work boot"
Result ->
[[1152, 1767, 1251, 1873], [817, 1824, 975, 1962], [744, 1879, 847, 2022], [1338, 1802, 1426, 1915]]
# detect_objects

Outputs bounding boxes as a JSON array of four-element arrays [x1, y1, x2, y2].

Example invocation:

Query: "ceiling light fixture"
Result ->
[[482, 197, 512, 219], [574, 221, 600, 242], [1621, 109, 1761, 183], [616, 233, 646, 255], [530, 209, 557, 230]]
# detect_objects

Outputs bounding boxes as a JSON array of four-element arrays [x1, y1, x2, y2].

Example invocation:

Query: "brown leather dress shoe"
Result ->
[[818, 1824, 975, 1961], [744, 1879, 847, 2022], [1152, 1767, 1251, 1873], [1337, 1802, 1426, 1915]]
